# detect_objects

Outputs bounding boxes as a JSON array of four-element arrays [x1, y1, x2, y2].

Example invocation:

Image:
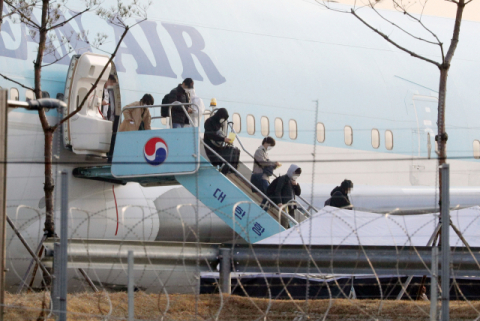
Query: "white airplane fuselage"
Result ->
[[1, 0, 480, 292]]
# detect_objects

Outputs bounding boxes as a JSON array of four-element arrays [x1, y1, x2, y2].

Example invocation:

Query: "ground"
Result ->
[[4, 292, 480, 320]]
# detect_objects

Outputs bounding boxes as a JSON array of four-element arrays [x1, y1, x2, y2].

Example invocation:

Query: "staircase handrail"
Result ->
[[226, 122, 319, 215], [202, 142, 298, 226], [123, 102, 198, 128], [278, 200, 310, 223]]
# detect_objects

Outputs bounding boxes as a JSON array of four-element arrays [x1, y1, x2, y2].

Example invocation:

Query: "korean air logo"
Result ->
[[144, 137, 168, 166]]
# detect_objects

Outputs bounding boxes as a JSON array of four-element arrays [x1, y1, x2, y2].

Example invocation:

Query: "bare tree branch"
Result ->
[[0, 72, 34, 91], [315, 1, 350, 14], [52, 26, 129, 131], [350, 9, 441, 67], [4, 0, 40, 29], [47, 8, 90, 31], [368, 1, 439, 46], [41, 52, 72, 67], [391, 0, 445, 62]]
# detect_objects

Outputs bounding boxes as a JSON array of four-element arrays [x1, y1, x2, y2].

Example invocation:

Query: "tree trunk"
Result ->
[[0, 0, 4, 32], [34, 0, 55, 236], [437, 66, 449, 211], [43, 129, 54, 236]]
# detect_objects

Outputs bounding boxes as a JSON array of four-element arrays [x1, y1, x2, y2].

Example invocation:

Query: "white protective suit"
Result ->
[[188, 89, 205, 127]]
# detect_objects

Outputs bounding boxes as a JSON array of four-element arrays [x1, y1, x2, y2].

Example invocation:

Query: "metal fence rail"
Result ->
[[225, 244, 480, 276], [42, 239, 480, 277]]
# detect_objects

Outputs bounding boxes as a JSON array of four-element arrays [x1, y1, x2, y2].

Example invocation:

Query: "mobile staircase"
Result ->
[[73, 104, 317, 243]]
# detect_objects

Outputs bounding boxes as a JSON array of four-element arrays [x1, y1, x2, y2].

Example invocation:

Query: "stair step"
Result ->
[[175, 157, 287, 243], [226, 173, 288, 228]]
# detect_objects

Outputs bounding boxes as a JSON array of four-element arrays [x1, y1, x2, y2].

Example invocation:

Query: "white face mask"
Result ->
[[219, 118, 225, 123], [292, 175, 300, 181], [266, 146, 273, 151]]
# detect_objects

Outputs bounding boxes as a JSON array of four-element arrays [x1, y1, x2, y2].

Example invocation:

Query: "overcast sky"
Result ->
[[333, 0, 480, 22]]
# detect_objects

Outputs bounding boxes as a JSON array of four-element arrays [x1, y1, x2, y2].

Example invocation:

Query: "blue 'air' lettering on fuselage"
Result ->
[[0, 8, 226, 86]]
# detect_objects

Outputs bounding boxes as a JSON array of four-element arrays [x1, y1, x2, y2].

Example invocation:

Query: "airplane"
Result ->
[[1, 0, 480, 293]]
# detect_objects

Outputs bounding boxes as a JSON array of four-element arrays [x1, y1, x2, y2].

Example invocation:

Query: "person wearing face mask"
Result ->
[[266, 164, 302, 218], [118, 94, 154, 132], [164, 78, 194, 128], [204, 108, 234, 169], [251, 136, 281, 195], [324, 179, 354, 209], [101, 74, 117, 120]]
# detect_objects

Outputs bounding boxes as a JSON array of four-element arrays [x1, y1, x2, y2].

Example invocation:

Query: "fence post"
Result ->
[[52, 243, 60, 317], [128, 250, 134, 321], [430, 246, 439, 321], [219, 248, 231, 295], [0, 89, 8, 321], [440, 164, 450, 321], [57, 171, 69, 320]]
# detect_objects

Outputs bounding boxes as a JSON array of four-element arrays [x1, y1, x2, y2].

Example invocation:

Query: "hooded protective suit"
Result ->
[[189, 89, 205, 127], [204, 108, 229, 167]]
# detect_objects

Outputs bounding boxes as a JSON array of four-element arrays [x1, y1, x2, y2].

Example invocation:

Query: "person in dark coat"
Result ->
[[266, 164, 302, 218], [204, 108, 232, 167], [325, 179, 353, 209], [164, 78, 194, 128]]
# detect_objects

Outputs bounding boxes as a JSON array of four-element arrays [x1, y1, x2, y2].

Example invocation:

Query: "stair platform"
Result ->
[[72, 165, 179, 186]]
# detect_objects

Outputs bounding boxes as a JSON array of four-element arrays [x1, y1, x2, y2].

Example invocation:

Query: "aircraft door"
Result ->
[[63, 53, 114, 155], [412, 95, 438, 157], [410, 95, 438, 185]]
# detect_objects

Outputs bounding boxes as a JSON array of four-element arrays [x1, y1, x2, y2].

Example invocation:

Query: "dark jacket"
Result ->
[[165, 84, 190, 124], [204, 108, 229, 167], [204, 108, 229, 151], [326, 186, 352, 209], [267, 174, 301, 206]]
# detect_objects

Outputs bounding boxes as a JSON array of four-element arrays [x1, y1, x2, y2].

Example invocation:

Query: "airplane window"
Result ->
[[344, 126, 353, 146], [474, 140, 480, 159], [289, 119, 297, 140], [247, 114, 255, 135], [10, 88, 19, 101], [316, 122, 325, 143], [233, 113, 241, 133], [371, 129, 380, 149], [385, 130, 394, 150], [25, 89, 35, 101], [275, 118, 283, 138], [261, 116, 269, 136]]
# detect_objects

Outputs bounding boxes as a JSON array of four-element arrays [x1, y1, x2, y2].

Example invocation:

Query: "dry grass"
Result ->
[[4, 291, 480, 320]]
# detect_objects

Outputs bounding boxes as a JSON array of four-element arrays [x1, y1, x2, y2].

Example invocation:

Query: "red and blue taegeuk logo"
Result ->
[[144, 137, 168, 166]]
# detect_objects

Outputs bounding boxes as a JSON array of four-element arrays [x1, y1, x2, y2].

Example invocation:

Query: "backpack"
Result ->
[[266, 176, 280, 196], [263, 165, 275, 177], [161, 94, 170, 117]]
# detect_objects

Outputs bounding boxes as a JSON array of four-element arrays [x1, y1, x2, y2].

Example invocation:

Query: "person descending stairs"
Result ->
[[73, 102, 315, 243]]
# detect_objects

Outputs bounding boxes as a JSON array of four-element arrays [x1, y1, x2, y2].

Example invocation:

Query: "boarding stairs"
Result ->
[[73, 103, 317, 243]]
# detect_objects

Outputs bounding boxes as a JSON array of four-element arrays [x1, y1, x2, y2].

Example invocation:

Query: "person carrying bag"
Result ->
[[250, 136, 281, 194], [119, 94, 154, 132]]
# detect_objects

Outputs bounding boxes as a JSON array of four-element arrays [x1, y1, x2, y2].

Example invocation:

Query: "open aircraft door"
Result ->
[[63, 53, 115, 155]]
